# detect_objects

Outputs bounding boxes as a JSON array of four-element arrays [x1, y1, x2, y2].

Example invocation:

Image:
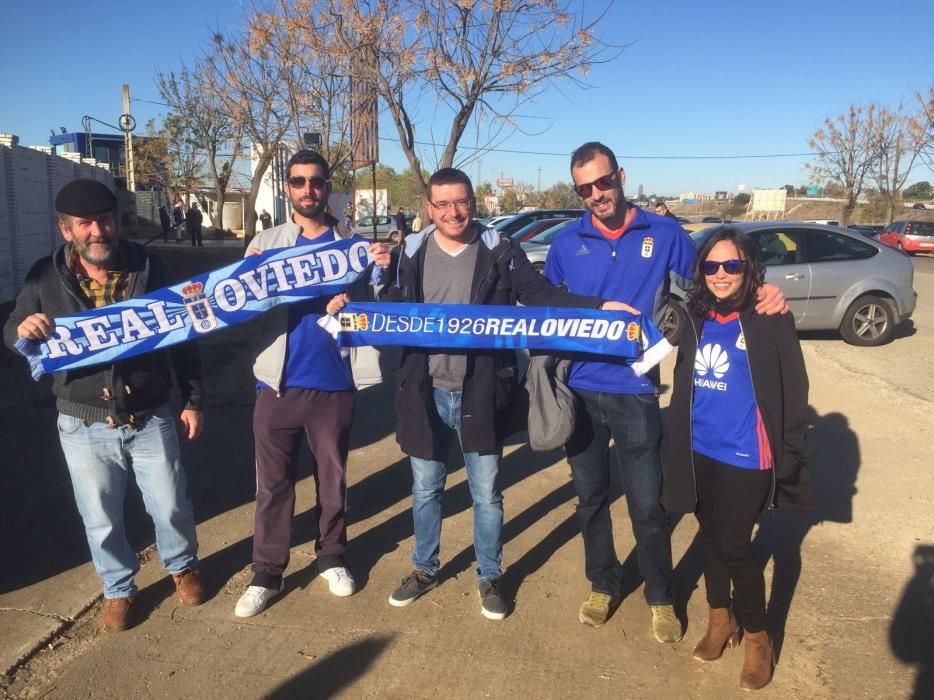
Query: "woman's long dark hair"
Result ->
[[687, 226, 766, 320]]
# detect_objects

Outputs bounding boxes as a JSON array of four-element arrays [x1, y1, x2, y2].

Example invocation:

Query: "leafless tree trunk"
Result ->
[[808, 104, 880, 228], [868, 103, 927, 225]]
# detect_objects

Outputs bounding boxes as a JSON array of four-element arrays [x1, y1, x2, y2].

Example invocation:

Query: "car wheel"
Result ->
[[839, 294, 896, 346], [896, 241, 914, 256]]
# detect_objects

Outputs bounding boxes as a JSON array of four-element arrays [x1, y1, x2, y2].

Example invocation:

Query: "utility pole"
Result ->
[[121, 84, 136, 192], [537, 166, 541, 193]]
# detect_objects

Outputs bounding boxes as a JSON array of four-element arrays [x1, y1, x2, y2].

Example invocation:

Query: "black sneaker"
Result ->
[[388, 570, 438, 607], [478, 578, 507, 620]]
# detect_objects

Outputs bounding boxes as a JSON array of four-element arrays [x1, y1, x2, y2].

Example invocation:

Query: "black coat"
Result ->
[[381, 226, 603, 459], [3, 240, 203, 425], [661, 303, 815, 513]]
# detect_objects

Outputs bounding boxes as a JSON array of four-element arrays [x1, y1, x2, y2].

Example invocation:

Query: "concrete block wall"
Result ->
[[0, 135, 114, 302]]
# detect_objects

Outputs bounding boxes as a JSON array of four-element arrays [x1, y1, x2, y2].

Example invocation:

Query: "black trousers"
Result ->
[[693, 451, 772, 632], [251, 387, 354, 587]]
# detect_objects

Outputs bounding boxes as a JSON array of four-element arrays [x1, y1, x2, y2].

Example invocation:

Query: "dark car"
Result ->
[[507, 217, 573, 243], [701, 216, 724, 224], [493, 209, 584, 237], [912, 203, 927, 210], [848, 224, 885, 237]]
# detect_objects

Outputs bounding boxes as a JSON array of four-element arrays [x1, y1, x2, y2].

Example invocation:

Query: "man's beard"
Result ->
[[72, 238, 116, 266], [291, 196, 326, 219]]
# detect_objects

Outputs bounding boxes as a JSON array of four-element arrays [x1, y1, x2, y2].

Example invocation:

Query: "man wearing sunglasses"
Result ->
[[366, 167, 633, 620], [233, 150, 391, 618], [544, 142, 786, 642]]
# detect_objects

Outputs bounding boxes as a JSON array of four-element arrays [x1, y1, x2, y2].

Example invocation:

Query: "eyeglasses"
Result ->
[[573, 171, 619, 199], [702, 259, 745, 275], [429, 198, 472, 212], [287, 175, 329, 190]]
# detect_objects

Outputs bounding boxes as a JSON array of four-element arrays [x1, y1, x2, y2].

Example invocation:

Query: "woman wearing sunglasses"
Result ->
[[660, 226, 814, 691]]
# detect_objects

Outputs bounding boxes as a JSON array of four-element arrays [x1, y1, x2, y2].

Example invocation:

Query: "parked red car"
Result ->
[[878, 220, 934, 254]]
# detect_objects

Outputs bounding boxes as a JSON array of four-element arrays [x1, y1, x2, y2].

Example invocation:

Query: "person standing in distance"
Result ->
[[4, 179, 206, 632], [544, 142, 786, 642], [233, 151, 390, 618]]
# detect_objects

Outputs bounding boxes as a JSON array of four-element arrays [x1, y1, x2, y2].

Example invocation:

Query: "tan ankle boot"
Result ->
[[693, 607, 739, 661], [740, 630, 774, 691]]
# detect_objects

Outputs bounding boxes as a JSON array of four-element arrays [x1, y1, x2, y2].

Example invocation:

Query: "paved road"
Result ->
[[1, 246, 930, 699]]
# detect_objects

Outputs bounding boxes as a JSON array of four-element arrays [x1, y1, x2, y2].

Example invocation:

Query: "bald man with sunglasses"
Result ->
[[544, 142, 786, 642]]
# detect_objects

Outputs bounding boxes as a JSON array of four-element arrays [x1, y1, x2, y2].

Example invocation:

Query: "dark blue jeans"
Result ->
[[566, 389, 673, 604]]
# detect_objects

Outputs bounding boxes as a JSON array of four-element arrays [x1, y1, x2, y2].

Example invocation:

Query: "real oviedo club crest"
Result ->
[[182, 281, 219, 333], [641, 236, 654, 258]]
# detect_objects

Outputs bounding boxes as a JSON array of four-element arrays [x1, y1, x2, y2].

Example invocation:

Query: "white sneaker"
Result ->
[[320, 566, 356, 597], [234, 581, 284, 618]]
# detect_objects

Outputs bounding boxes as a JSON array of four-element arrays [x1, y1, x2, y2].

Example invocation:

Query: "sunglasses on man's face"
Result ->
[[287, 175, 329, 190], [702, 259, 745, 275], [573, 171, 618, 199]]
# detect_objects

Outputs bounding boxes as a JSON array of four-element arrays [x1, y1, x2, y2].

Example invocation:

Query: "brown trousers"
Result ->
[[251, 387, 354, 587]]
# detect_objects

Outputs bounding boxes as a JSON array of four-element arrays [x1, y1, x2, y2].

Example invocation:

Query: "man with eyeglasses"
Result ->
[[233, 150, 391, 617], [544, 142, 786, 641], [373, 167, 634, 620]]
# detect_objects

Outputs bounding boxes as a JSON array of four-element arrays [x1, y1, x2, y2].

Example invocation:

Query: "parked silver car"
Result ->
[[673, 222, 916, 346], [521, 220, 574, 271], [524, 220, 917, 347], [352, 215, 403, 242]]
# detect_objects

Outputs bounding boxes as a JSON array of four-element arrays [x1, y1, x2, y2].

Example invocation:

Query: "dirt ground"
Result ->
[[1, 246, 931, 699]]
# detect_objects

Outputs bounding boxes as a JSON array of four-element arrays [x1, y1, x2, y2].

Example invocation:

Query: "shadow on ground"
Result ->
[[890, 544, 934, 700], [670, 406, 860, 662], [263, 635, 394, 699]]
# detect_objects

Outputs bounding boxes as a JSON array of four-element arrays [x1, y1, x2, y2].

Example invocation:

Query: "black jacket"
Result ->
[[381, 225, 603, 459], [661, 303, 815, 513], [3, 240, 203, 425]]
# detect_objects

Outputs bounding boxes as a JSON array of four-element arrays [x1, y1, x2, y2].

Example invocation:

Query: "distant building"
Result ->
[[50, 131, 165, 192], [637, 184, 644, 200]]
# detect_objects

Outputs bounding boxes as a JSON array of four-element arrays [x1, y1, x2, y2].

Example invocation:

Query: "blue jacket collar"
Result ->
[[402, 221, 498, 258]]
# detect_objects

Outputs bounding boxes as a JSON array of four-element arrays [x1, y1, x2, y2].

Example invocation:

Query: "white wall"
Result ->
[[0, 135, 114, 302]]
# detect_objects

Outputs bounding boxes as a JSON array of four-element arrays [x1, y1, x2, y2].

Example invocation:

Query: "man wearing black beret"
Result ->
[[3, 178, 207, 632]]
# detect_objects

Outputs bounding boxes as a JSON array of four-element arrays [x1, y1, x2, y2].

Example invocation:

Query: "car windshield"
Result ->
[[509, 218, 568, 241], [493, 215, 520, 231], [689, 228, 717, 248], [906, 221, 934, 236], [528, 220, 572, 245]]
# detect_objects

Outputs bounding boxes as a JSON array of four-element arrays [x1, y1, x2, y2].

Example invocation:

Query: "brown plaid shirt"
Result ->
[[67, 246, 128, 308]]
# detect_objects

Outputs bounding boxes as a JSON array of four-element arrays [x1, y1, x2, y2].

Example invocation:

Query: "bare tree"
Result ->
[[258, 4, 356, 181], [867, 102, 928, 224], [808, 103, 880, 227], [132, 117, 204, 204], [201, 21, 295, 241], [156, 65, 243, 232], [912, 85, 934, 172], [281, 0, 619, 199]]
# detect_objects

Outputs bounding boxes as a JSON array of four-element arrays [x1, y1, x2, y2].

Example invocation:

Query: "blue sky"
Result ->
[[2, 0, 932, 195]]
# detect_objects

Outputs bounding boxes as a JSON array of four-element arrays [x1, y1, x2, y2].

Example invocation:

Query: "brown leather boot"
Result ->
[[740, 630, 774, 691], [693, 606, 740, 661], [101, 597, 135, 632], [172, 568, 207, 606]]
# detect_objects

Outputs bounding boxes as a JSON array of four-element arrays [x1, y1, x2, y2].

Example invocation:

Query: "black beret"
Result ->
[[55, 179, 118, 216]]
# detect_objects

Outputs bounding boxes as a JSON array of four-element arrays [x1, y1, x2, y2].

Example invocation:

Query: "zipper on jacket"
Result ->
[[737, 316, 776, 510], [687, 313, 700, 505]]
